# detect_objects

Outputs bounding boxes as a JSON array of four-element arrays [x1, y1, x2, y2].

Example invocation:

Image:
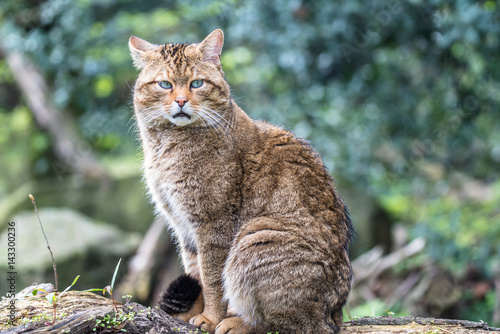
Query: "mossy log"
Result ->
[[1, 286, 499, 333], [344, 316, 500, 333], [0, 287, 200, 334]]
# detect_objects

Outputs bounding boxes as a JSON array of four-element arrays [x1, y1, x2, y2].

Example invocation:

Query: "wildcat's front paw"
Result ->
[[215, 317, 254, 334], [190, 313, 218, 333]]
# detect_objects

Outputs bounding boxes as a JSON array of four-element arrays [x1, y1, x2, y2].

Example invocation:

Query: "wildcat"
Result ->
[[128, 29, 354, 334]]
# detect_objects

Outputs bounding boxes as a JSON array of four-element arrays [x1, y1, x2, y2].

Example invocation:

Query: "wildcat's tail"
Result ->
[[159, 274, 202, 314]]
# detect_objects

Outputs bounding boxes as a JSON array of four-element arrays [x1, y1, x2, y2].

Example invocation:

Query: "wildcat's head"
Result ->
[[129, 29, 231, 131]]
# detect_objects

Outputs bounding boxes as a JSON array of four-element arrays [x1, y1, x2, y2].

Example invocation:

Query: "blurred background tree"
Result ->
[[0, 0, 499, 326]]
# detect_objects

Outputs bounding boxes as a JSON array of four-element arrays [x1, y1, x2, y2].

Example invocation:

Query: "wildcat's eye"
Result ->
[[190, 80, 204, 88], [158, 81, 172, 89]]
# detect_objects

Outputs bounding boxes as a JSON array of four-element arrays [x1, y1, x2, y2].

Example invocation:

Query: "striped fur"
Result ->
[[129, 29, 354, 334]]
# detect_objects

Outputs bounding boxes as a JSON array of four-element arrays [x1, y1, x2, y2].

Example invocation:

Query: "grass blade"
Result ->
[[111, 258, 122, 291]]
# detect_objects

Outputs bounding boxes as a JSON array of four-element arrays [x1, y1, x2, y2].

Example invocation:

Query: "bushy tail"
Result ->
[[159, 274, 202, 314]]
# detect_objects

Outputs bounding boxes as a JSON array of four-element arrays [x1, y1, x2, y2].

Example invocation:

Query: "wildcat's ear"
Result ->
[[128, 36, 155, 69], [198, 29, 224, 66]]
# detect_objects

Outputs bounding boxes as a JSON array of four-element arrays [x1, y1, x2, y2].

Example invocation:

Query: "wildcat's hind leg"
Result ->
[[222, 217, 352, 334]]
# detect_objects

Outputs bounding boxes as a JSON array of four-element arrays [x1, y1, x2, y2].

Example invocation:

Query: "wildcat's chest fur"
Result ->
[[144, 147, 197, 247], [142, 130, 243, 248]]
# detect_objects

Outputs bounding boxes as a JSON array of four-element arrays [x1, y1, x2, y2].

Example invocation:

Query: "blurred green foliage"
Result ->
[[383, 181, 500, 276], [1, 0, 499, 322]]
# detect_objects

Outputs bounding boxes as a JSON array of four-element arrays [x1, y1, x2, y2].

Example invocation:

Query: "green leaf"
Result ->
[[32, 288, 45, 296], [59, 275, 81, 298], [110, 258, 122, 291], [45, 292, 56, 304], [82, 288, 106, 293], [71, 275, 81, 287]]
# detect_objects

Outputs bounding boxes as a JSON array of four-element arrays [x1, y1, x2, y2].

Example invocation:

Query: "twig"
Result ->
[[352, 237, 425, 285], [29, 194, 58, 291], [118, 216, 166, 301]]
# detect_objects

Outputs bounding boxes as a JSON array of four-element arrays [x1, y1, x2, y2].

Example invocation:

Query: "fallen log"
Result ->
[[346, 316, 500, 332], [0, 287, 200, 334], [1, 285, 499, 333]]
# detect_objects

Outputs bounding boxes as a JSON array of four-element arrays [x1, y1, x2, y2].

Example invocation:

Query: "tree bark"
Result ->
[[0, 289, 200, 334], [345, 316, 500, 332]]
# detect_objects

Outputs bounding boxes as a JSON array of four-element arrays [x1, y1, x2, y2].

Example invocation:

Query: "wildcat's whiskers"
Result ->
[[196, 107, 232, 138]]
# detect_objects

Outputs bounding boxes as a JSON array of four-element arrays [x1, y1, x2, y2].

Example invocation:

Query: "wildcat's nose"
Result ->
[[175, 97, 188, 108]]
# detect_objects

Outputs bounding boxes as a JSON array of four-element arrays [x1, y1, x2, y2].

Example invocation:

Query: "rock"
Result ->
[[0, 207, 141, 294]]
